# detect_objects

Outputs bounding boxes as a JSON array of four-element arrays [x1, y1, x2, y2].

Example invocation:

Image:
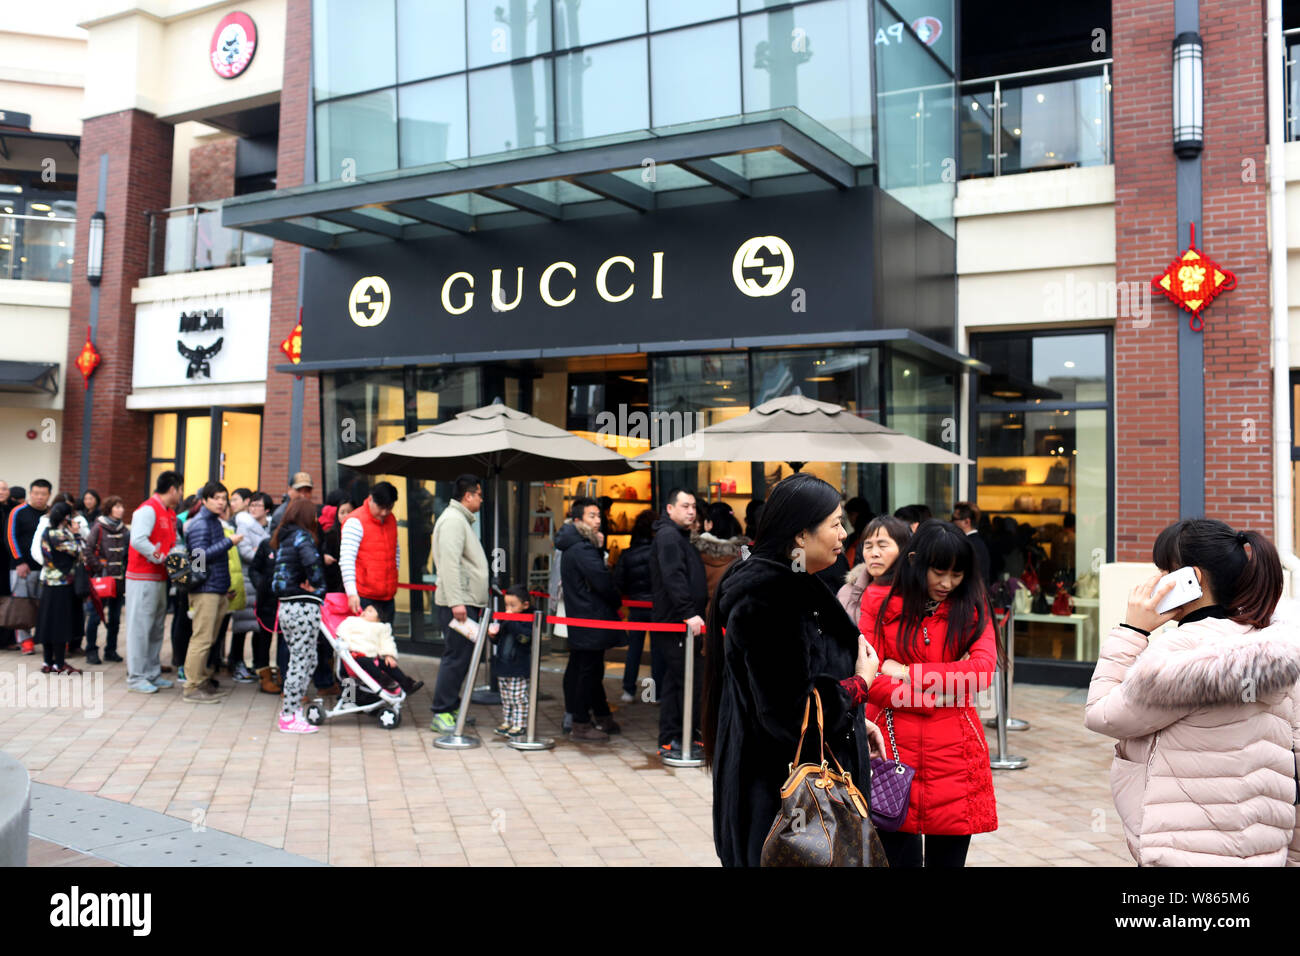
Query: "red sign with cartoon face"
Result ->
[[210, 12, 258, 79]]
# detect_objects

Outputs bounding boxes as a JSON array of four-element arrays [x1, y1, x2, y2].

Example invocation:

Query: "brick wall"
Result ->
[[1111, 1, 1273, 558], [188, 138, 237, 204], [259, 0, 321, 496], [1199, 0, 1272, 535], [1112, 1, 1181, 559], [60, 110, 174, 510]]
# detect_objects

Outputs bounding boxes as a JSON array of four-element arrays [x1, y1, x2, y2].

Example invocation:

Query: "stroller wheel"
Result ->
[[304, 702, 326, 726], [377, 707, 401, 730]]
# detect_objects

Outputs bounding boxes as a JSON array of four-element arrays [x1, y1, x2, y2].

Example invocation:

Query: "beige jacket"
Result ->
[[336, 617, 398, 659], [1085, 616, 1300, 866], [836, 562, 871, 623], [431, 498, 489, 608]]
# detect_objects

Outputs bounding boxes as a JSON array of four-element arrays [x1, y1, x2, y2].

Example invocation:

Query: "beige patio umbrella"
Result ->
[[631, 393, 971, 468]]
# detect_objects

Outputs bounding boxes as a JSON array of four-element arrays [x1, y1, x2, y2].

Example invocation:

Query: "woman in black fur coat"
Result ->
[[702, 473, 886, 867]]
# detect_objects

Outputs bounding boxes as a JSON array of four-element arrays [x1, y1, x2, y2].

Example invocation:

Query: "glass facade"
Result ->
[[312, 0, 879, 176], [971, 329, 1112, 664]]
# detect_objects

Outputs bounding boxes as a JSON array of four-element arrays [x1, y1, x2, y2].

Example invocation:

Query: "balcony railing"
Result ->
[[960, 60, 1112, 179], [145, 203, 274, 276], [0, 212, 76, 282]]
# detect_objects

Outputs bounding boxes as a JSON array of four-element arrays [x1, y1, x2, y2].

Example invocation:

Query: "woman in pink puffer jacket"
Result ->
[[1085, 519, 1300, 867]]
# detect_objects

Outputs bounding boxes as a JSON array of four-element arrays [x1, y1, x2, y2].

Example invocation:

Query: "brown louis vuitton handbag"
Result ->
[[760, 689, 888, 867]]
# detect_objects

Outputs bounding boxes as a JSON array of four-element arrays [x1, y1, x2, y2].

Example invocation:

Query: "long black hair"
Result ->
[[1152, 519, 1282, 629], [702, 473, 844, 765], [877, 519, 990, 664]]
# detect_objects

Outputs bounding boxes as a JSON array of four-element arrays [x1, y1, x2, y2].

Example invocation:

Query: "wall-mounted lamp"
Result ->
[[87, 210, 105, 286], [1173, 32, 1204, 158]]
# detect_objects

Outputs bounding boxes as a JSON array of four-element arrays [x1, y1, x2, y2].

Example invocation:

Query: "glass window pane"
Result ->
[[219, 411, 261, 494], [973, 332, 1107, 403], [874, 0, 955, 235], [313, 0, 396, 99], [742, 0, 872, 158], [557, 38, 649, 142], [397, 0, 466, 81], [467, 0, 552, 68], [316, 90, 398, 182], [976, 408, 1106, 661], [651, 21, 741, 128], [553, 0, 645, 49], [469, 60, 554, 155], [152, 413, 177, 459], [182, 415, 211, 500], [651, 0, 737, 32], [399, 75, 469, 165], [999, 75, 1110, 174], [887, 353, 956, 517]]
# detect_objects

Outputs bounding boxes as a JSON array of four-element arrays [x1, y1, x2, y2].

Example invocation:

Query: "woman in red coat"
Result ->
[[855, 519, 999, 866]]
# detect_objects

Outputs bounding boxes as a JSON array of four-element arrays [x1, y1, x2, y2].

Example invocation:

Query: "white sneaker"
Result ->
[[278, 709, 319, 734], [619, 691, 635, 703]]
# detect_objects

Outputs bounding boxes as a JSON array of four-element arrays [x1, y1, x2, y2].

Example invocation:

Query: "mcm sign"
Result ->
[[176, 307, 224, 379], [178, 339, 224, 378]]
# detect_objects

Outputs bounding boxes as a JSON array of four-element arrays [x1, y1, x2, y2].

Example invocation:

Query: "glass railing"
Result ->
[[959, 60, 1112, 179], [0, 212, 76, 282], [146, 203, 274, 276]]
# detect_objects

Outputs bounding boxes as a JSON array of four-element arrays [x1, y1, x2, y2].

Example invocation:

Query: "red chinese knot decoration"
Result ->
[[279, 321, 302, 364], [74, 331, 100, 388], [1151, 224, 1236, 332]]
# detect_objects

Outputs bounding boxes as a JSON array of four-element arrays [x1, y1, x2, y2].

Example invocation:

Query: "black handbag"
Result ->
[[760, 690, 888, 867]]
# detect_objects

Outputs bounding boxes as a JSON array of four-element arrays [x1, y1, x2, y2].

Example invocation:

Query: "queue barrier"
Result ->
[[406, 580, 700, 762], [988, 607, 1028, 771]]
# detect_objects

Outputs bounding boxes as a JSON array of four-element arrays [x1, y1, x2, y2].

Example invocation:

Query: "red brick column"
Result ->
[[260, 0, 321, 494], [1199, 2, 1272, 534], [188, 138, 237, 204], [1112, 2, 1181, 559], [60, 110, 173, 507]]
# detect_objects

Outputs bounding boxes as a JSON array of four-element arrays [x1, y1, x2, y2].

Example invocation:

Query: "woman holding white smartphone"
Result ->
[[1085, 518, 1300, 866]]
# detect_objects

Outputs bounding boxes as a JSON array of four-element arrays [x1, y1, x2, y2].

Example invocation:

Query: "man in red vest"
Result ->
[[125, 470, 183, 694], [340, 481, 400, 621]]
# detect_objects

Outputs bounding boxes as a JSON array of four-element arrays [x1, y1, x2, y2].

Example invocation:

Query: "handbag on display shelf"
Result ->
[[622, 486, 638, 500], [1012, 585, 1033, 615], [1031, 590, 1050, 614], [1051, 585, 1074, 616], [868, 709, 916, 832], [760, 690, 888, 867], [1013, 495, 1038, 513]]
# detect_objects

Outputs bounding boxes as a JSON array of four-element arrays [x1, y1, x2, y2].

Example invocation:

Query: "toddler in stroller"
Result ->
[[306, 593, 422, 729]]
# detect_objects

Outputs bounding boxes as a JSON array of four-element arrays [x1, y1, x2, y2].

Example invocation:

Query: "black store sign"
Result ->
[[300, 186, 948, 363]]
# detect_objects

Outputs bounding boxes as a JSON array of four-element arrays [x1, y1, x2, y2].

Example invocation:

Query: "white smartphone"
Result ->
[[1155, 566, 1202, 614]]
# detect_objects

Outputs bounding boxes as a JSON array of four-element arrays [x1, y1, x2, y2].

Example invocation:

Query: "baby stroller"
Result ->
[[304, 592, 406, 730]]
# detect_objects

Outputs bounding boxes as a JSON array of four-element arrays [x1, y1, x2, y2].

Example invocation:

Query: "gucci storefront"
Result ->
[[290, 185, 970, 648]]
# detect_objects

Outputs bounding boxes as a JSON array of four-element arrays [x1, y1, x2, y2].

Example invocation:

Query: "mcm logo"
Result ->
[[178, 309, 224, 333], [178, 339, 223, 378]]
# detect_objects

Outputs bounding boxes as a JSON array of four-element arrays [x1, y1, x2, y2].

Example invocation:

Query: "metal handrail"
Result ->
[[961, 58, 1113, 87], [144, 203, 271, 277], [0, 212, 77, 224]]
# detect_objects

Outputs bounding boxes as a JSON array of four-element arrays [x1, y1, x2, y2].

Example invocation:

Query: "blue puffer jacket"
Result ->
[[183, 507, 234, 594], [271, 527, 327, 600]]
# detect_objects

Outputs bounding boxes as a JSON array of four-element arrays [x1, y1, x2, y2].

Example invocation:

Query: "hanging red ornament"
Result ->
[[279, 320, 302, 364], [1151, 223, 1237, 332], [74, 330, 101, 388]]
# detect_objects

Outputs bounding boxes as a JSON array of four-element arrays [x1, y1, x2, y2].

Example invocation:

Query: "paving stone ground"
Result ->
[[0, 637, 1133, 867]]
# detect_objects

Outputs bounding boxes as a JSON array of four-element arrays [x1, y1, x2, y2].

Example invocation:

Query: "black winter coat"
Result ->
[[613, 536, 653, 600], [650, 516, 708, 624], [711, 553, 869, 868], [555, 520, 621, 650]]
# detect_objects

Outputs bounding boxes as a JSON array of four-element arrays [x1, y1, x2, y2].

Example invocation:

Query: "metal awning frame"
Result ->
[[222, 118, 865, 249], [0, 361, 60, 396]]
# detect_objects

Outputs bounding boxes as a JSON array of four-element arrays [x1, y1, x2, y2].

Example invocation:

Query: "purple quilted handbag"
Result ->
[[869, 710, 915, 831]]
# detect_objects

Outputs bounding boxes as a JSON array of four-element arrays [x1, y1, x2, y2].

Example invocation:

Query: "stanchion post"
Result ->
[[509, 608, 555, 752], [989, 611, 1027, 770], [662, 624, 703, 769], [985, 606, 1030, 732], [433, 606, 492, 750]]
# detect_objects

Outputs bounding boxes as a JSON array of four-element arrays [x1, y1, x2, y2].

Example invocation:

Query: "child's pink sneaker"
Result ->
[[278, 709, 319, 734]]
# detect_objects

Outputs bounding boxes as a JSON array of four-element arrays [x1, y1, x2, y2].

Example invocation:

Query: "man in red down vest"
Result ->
[[340, 482, 400, 622], [125, 470, 183, 694]]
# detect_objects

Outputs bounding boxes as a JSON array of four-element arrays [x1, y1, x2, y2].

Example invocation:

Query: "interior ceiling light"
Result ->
[[30, 202, 51, 212], [805, 376, 834, 382]]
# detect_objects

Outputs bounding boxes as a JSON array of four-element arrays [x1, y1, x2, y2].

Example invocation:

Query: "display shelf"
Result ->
[[978, 483, 1071, 490]]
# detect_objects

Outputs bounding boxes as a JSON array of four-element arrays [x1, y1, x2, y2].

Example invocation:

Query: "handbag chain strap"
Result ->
[[883, 709, 904, 772]]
